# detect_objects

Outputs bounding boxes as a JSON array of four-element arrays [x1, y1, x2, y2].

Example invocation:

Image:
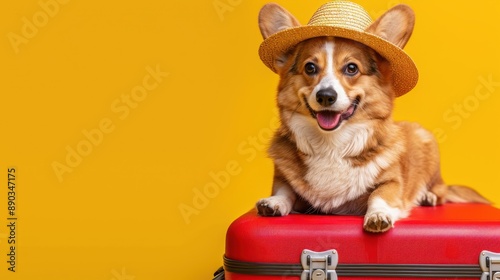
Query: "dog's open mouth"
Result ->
[[304, 97, 360, 131]]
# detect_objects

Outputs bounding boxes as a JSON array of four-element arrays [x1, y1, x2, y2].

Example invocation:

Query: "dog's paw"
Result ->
[[363, 212, 393, 233], [256, 196, 291, 217], [418, 191, 437, 206]]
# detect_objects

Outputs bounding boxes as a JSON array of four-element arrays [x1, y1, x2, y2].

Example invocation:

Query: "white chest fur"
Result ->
[[289, 115, 393, 213]]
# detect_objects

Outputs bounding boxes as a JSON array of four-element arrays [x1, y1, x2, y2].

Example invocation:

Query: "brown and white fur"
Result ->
[[255, 3, 489, 232]]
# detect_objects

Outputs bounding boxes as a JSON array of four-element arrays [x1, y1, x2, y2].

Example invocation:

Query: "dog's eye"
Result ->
[[344, 63, 359, 76], [304, 63, 318, 75]]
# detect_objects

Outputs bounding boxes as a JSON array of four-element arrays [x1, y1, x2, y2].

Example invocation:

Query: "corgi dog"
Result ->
[[255, 2, 489, 233]]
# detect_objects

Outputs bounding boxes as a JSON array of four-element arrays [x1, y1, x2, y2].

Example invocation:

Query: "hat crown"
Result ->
[[308, 1, 372, 32]]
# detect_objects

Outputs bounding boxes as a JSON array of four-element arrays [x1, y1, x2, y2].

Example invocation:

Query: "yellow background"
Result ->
[[0, 0, 499, 279]]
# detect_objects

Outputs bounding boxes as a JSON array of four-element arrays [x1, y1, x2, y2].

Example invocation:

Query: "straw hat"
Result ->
[[259, 1, 418, 96]]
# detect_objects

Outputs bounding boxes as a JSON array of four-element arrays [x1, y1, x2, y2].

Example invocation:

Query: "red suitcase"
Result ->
[[220, 204, 500, 280]]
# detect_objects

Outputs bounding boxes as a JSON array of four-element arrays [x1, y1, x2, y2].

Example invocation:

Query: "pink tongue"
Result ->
[[317, 111, 341, 130]]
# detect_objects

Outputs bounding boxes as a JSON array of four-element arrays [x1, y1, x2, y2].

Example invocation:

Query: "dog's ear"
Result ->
[[259, 3, 301, 40], [366, 4, 415, 49]]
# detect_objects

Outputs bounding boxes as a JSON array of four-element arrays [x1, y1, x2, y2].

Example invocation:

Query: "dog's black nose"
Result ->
[[316, 87, 337, 107]]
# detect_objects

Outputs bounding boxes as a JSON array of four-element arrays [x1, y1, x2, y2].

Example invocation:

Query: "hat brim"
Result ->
[[259, 26, 418, 97]]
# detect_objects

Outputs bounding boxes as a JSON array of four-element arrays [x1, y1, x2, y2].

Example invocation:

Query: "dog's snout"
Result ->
[[316, 87, 337, 107]]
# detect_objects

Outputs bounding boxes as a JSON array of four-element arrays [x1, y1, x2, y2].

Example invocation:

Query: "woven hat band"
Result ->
[[307, 1, 372, 32]]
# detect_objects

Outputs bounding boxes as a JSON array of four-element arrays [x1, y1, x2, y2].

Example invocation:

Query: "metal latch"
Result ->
[[301, 249, 338, 280], [480, 250, 500, 280]]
